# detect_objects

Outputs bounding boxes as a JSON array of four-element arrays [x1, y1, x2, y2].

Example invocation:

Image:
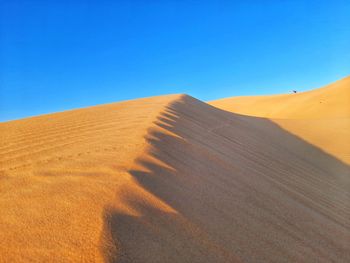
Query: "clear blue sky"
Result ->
[[1, 0, 349, 122]]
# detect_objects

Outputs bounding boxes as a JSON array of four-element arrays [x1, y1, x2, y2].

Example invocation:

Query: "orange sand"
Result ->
[[210, 76, 350, 163], [0, 78, 349, 262]]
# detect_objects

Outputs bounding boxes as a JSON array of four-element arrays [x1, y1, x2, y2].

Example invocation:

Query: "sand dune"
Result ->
[[1, 78, 349, 262], [211, 76, 350, 119], [210, 76, 350, 163], [0, 95, 179, 261]]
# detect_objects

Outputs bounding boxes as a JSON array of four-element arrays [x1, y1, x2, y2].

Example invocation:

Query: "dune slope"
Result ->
[[210, 76, 350, 119], [107, 95, 350, 263], [0, 95, 180, 262], [210, 76, 350, 163], [1, 79, 350, 262]]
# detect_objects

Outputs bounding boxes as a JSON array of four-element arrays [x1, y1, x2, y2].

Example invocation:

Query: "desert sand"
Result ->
[[0, 77, 349, 262], [211, 76, 350, 164]]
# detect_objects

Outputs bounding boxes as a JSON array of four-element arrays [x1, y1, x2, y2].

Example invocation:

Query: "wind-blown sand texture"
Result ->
[[0, 77, 349, 262]]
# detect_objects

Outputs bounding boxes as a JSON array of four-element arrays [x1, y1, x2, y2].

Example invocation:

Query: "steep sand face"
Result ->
[[1, 79, 350, 262], [210, 76, 350, 163], [107, 95, 349, 263]]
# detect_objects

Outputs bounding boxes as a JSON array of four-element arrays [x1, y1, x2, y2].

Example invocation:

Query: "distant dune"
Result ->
[[211, 76, 350, 163], [0, 77, 349, 262]]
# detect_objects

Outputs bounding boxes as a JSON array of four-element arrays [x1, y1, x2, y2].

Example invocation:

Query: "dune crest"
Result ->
[[210, 76, 350, 119], [104, 95, 349, 262]]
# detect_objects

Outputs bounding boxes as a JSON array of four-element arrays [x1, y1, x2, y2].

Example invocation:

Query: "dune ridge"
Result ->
[[210, 76, 350, 119], [104, 95, 349, 262], [1, 78, 350, 262]]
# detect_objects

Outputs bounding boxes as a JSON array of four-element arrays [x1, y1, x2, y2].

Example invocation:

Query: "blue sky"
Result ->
[[1, 0, 349, 122]]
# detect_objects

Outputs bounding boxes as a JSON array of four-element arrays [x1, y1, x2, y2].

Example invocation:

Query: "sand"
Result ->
[[210, 76, 350, 163], [0, 77, 349, 262], [0, 95, 177, 262]]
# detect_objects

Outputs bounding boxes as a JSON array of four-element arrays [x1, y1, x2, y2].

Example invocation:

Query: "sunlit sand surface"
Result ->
[[1, 77, 349, 262], [211, 76, 350, 163]]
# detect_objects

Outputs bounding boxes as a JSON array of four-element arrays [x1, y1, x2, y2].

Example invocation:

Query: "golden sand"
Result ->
[[0, 78, 349, 262], [210, 76, 350, 163]]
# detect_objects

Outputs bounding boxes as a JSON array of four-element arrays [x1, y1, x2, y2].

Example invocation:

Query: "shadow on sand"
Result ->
[[103, 95, 350, 263]]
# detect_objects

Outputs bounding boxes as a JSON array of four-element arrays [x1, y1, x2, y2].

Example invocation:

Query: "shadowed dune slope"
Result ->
[[210, 76, 350, 163], [1, 82, 350, 262], [105, 95, 350, 263]]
